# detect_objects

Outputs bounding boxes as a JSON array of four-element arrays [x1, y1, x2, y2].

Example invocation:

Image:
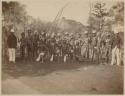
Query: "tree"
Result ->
[[2, 1, 27, 27], [109, 1, 124, 25], [88, 2, 108, 33], [87, 2, 109, 61]]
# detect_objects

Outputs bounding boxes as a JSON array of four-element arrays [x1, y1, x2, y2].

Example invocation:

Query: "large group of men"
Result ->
[[7, 21, 123, 66]]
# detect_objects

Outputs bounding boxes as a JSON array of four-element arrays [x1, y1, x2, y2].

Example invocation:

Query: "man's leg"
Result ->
[[27, 46, 30, 59], [22, 46, 25, 58], [20, 46, 23, 58], [8, 48, 12, 62], [116, 48, 122, 66], [81, 46, 84, 57], [34, 47, 38, 59], [28, 47, 32, 61], [36, 52, 45, 62], [89, 47, 93, 59], [50, 54, 54, 62], [111, 47, 116, 65], [12, 48, 16, 63], [91, 47, 94, 61], [64, 54, 68, 62], [81, 47, 86, 58]]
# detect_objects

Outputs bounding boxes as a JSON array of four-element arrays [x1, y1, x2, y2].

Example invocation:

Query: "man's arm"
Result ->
[[14, 36, 17, 48], [7, 35, 10, 48]]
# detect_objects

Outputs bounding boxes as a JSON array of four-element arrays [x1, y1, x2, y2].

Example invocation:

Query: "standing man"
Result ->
[[81, 32, 89, 58], [7, 28, 17, 63], [105, 35, 111, 63], [26, 30, 33, 61], [32, 30, 39, 59], [91, 31, 97, 61], [20, 32, 26, 59], [111, 21, 123, 66]]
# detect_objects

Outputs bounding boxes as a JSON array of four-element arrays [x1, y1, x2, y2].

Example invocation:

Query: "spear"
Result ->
[[53, 2, 70, 23], [48, 2, 70, 34]]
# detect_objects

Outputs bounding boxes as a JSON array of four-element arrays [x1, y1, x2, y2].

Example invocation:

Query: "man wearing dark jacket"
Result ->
[[7, 29, 17, 63], [111, 21, 123, 66]]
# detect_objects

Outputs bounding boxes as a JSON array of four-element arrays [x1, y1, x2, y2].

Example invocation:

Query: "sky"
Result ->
[[3, 0, 122, 25]]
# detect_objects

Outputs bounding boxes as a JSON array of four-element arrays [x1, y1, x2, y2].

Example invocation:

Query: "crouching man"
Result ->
[[36, 43, 48, 63], [36, 52, 45, 63], [7, 29, 17, 64]]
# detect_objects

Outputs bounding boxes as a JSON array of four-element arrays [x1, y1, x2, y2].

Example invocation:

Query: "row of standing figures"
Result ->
[[18, 37, 112, 64], [5, 28, 123, 66]]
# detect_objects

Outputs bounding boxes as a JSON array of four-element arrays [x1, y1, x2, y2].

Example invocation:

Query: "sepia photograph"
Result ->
[[1, 0, 124, 95]]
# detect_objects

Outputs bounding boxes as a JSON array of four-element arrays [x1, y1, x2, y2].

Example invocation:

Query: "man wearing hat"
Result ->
[[7, 28, 17, 63]]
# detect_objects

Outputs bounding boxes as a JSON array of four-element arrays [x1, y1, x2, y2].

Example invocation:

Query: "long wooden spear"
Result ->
[[48, 2, 70, 34]]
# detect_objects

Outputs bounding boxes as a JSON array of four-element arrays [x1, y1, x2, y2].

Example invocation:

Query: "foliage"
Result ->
[[109, 1, 124, 25], [2, 1, 27, 27], [88, 2, 108, 33]]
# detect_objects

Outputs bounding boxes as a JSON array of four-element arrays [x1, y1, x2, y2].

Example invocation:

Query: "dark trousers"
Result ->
[[32, 46, 38, 59], [27, 45, 33, 60], [20, 46, 25, 58]]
